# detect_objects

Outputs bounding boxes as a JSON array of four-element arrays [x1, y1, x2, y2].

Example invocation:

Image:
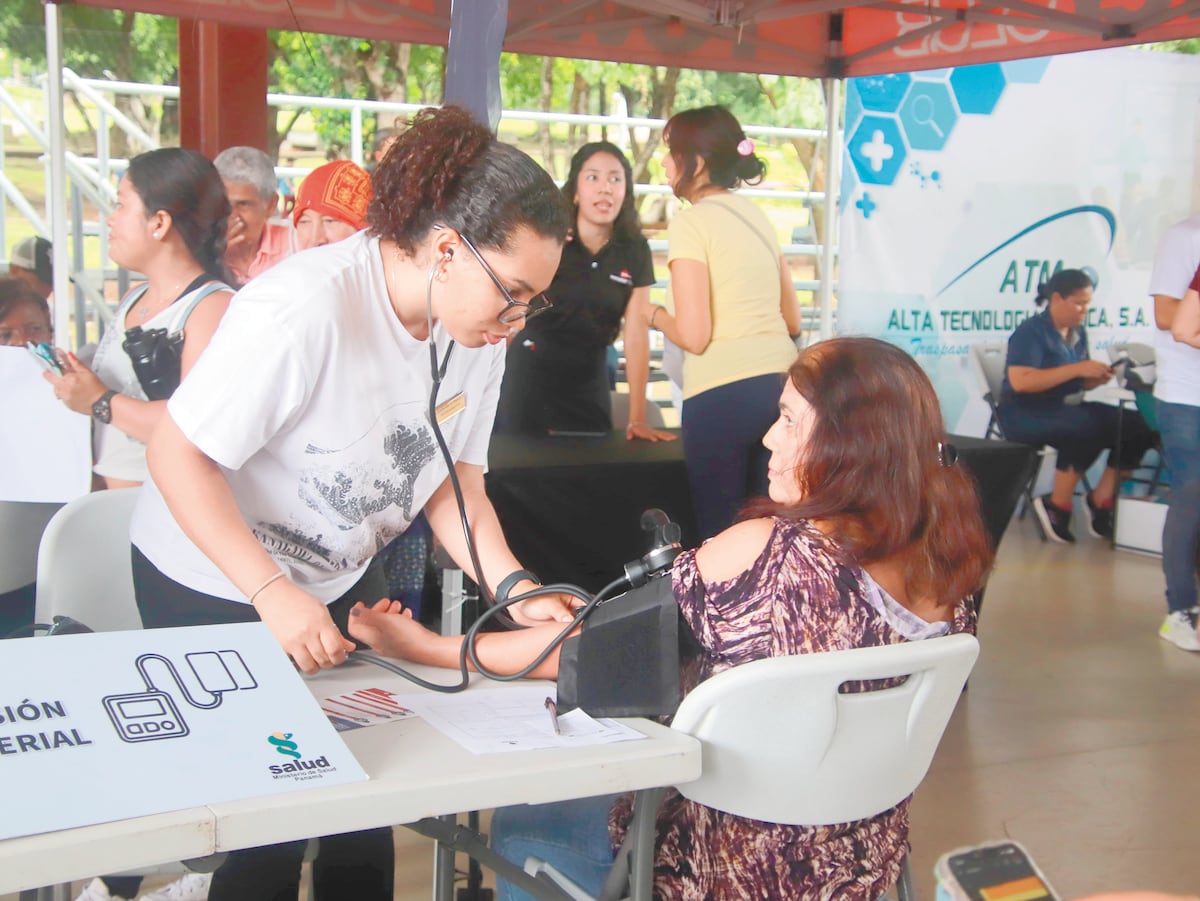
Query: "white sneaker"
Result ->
[[1159, 608, 1200, 652], [136, 873, 212, 901], [75, 879, 130, 901]]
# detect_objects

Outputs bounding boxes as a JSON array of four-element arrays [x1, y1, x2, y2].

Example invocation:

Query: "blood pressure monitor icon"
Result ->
[[103, 650, 258, 743]]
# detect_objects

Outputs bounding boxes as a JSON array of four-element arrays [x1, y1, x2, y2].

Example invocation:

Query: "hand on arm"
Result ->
[[1007, 359, 1112, 394], [423, 463, 580, 625], [347, 599, 570, 680], [1170, 288, 1200, 348], [622, 287, 676, 443], [147, 415, 354, 673]]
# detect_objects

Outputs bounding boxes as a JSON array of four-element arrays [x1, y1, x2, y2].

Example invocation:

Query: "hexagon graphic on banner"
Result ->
[[1002, 57, 1051, 84], [847, 115, 906, 186], [899, 82, 957, 151], [949, 63, 1007, 114], [845, 85, 865, 134], [856, 73, 912, 113]]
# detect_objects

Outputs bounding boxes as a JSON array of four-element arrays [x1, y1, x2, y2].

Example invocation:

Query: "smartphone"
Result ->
[[942, 841, 1059, 901], [25, 341, 64, 376]]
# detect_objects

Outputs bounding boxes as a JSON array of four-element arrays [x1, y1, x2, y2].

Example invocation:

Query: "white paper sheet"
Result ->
[[392, 684, 646, 754], [0, 347, 91, 502]]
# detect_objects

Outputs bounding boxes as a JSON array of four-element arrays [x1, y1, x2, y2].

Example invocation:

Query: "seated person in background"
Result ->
[[292, 160, 372, 251], [9, 235, 53, 301], [350, 336, 994, 901], [0, 276, 52, 347], [213, 145, 292, 286], [997, 268, 1156, 544], [45, 148, 234, 491], [494, 142, 674, 440]]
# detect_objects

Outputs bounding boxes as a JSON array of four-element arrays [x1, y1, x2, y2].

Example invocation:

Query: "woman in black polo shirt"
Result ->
[[495, 142, 674, 440], [997, 268, 1155, 543]]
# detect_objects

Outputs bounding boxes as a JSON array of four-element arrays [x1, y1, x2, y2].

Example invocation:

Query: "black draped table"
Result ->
[[485, 432, 1037, 596]]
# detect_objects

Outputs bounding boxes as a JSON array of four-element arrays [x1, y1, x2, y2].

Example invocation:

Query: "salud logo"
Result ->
[[266, 730, 337, 781], [268, 731, 301, 759]]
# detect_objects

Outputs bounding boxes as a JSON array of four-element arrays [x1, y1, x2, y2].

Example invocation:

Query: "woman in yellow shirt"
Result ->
[[649, 105, 802, 538]]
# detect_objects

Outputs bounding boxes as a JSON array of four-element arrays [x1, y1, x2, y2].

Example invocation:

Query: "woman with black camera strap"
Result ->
[[45, 147, 234, 491]]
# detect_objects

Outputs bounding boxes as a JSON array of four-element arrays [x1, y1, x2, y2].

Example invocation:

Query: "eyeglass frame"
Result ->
[[0, 322, 53, 346], [456, 232, 553, 325]]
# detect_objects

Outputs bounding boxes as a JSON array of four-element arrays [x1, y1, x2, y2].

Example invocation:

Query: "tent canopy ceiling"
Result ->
[[74, 0, 1200, 77]]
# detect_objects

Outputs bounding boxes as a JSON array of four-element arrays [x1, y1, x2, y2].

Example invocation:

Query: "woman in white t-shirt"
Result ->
[[44, 148, 234, 488], [129, 105, 575, 901]]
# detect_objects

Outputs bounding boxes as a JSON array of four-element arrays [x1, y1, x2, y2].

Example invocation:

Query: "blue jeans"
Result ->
[[492, 795, 617, 901], [1157, 401, 1200, 613], [681, 373, 784, 540]]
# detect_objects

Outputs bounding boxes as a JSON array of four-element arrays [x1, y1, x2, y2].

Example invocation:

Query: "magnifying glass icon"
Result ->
[[912, 95, 945, 139]]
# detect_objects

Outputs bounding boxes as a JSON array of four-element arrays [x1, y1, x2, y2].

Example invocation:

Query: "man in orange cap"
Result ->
[[292, 160, 372, 250]]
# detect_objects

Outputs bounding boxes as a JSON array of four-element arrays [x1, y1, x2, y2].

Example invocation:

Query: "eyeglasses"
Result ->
[[458, 233, 553, 325], [0, 323, 52, 346]]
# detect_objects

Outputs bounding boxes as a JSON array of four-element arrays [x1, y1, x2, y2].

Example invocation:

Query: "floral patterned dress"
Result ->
[[610, 516, 976, 901]]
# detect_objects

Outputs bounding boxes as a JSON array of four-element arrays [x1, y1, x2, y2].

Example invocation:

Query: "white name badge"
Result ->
[[0, 622, 367, 840]]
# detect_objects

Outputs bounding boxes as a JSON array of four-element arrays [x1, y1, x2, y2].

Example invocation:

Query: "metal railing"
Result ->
[[0, 71, 839, 346]]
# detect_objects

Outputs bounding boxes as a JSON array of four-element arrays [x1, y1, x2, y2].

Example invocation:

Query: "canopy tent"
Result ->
[[69, 0, 1200, 78], [37, 0, 1200, 339]]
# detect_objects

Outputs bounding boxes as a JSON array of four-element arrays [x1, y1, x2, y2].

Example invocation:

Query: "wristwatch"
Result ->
[[91, 389, 118, 424]]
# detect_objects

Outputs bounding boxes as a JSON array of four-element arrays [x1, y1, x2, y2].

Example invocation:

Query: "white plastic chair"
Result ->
[[967, 342, 1010, 441], [34, 487, 142, 632], [0, 501, 63, 595], [528, 633, 980, 901]]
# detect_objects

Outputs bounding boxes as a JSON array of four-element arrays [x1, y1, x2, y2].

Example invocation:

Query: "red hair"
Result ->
[[746, 337, 993, 611]]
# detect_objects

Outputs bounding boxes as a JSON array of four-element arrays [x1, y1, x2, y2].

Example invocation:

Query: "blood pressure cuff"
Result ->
[[556, 572, 693, 717]]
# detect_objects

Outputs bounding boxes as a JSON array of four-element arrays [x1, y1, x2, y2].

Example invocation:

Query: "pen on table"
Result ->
[[544, 696, 561, 735]]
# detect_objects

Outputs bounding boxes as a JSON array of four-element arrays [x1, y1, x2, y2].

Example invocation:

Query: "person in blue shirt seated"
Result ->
[[997, 268, 1155, 544]]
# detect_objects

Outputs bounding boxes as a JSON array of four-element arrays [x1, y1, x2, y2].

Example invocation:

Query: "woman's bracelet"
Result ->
[[625, 420, 645, 431], [247, 570, 286, 605], [649, 306, 662, 329]]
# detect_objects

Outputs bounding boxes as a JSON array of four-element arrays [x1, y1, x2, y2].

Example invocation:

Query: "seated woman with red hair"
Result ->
[[350, 337, 995, 901]]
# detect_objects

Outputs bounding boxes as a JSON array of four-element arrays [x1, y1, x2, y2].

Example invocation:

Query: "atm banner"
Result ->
[[838, 48, 1200, 432], [0, 622, 366, 840]]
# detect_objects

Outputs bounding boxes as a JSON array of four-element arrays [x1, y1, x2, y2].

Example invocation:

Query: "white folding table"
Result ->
[[3, 658, 701, 901]]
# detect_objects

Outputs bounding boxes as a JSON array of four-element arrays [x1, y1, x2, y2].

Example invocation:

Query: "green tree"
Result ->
[[269, 32, 444, 160], [0, 1, 178, 150]]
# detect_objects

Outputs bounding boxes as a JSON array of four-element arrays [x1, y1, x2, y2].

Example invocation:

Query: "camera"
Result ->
[[123, 325, 184, 401]]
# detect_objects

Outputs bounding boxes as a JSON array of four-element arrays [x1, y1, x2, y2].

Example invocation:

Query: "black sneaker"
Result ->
[[1085, 492, 1114, 540], [1033, 495, 1075, 544]]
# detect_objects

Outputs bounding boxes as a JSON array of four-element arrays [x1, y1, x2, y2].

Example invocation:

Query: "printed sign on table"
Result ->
[[0, 622, 366, 840]]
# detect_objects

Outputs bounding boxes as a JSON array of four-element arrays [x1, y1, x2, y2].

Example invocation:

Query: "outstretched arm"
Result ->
[[348, 600, 571, 680], [623, 286, 676, 442]]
